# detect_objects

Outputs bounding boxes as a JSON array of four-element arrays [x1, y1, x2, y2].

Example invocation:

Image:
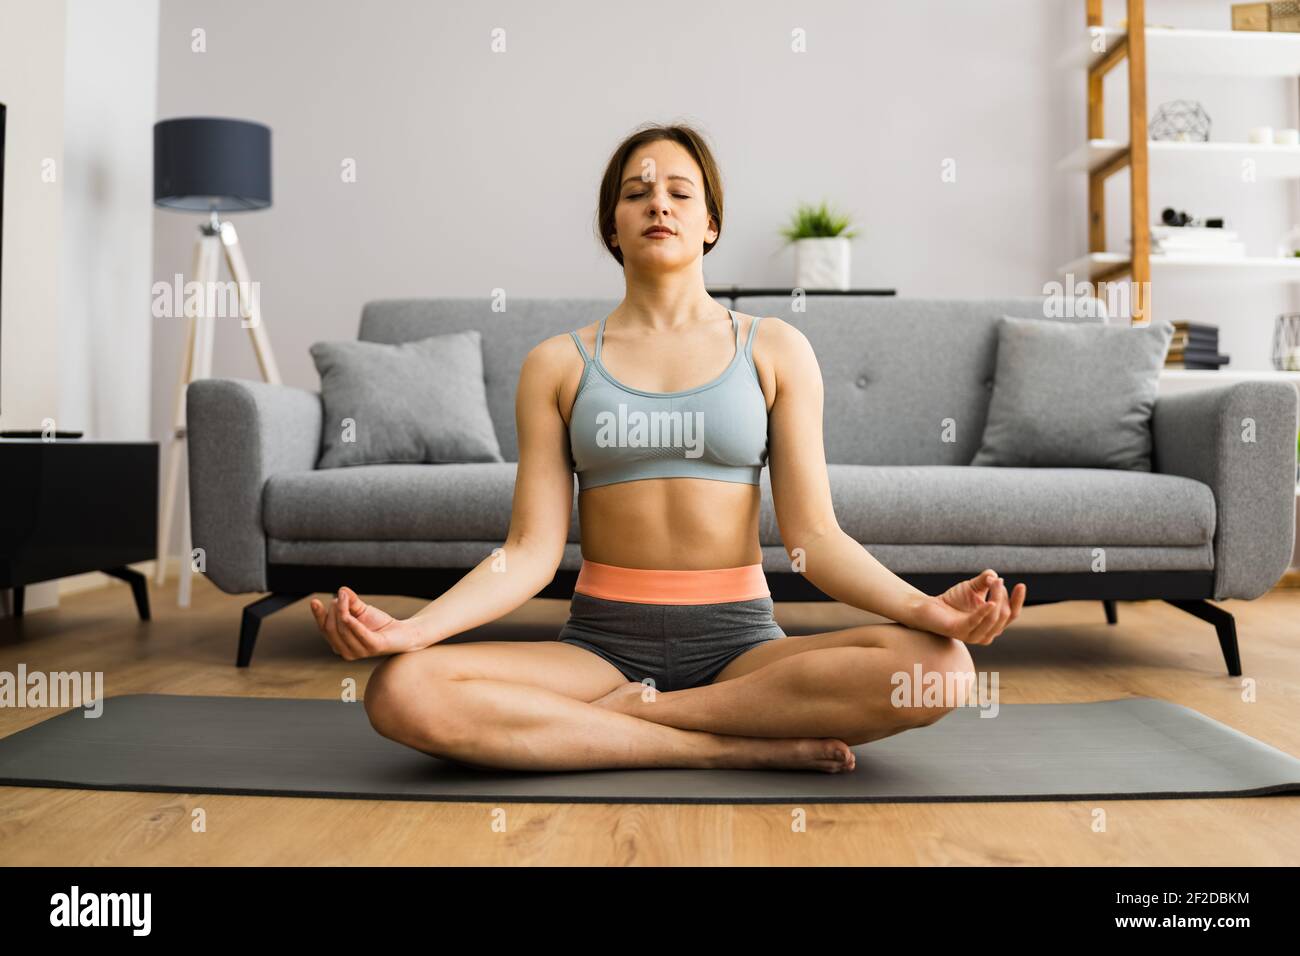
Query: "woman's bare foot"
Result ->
[[591, 682, 856, 773], [717, 736, 857, 773]]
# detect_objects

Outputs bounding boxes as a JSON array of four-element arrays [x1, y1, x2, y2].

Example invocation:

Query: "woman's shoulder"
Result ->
[[733, 311, 798, 345], [516, 330, 595, 395], [525, 328, 591, 364]]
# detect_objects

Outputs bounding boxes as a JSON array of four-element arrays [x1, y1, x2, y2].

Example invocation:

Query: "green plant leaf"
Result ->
[[778, 198, 861, 242]]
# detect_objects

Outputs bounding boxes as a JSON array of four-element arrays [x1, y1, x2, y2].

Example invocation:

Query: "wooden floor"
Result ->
[[1, 572, 1298, 866]]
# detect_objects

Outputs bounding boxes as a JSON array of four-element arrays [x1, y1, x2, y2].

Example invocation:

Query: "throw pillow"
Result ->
[[310, 330, 504, 468], [970, 316, 1174, 470]]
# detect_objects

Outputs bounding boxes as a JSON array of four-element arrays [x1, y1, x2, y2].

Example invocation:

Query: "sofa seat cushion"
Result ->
[[758, 465, 1215, 548], [264, 463, 1214, 555], [264, 462, 549, 542]]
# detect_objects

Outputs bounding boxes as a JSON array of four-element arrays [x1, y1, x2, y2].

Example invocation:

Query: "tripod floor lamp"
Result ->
[[154, 117, 280, 607]]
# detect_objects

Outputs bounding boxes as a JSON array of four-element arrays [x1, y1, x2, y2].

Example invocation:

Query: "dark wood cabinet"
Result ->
[[0, 439, 157, 619]]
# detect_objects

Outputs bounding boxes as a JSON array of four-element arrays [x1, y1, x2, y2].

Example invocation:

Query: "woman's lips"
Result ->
[[644, 230, 673, 238]]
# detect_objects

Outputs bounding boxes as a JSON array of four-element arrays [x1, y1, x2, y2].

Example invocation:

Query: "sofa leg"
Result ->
[[1164, 599, 1242, 677], [1102, 600, 1117, 625], [238, 593, 308, 667]]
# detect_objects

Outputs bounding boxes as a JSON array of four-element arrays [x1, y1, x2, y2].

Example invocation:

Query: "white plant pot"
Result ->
[[793, 236, 852, 290]]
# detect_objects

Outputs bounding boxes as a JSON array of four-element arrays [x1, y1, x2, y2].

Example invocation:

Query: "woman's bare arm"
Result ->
[[764, 317, 1024, 642], [402, 335, 579, 645], [763, 318, 935, 627], [312, 335, 579, 657]]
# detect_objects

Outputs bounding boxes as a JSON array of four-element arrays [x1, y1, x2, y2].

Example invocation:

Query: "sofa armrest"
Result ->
[[1152, 381, 1299, 600], [186, 378, 323, 593]]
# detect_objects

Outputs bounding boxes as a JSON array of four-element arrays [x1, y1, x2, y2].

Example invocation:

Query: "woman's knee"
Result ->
[[363, 652, 465, 748], [919, 635, 976, 722], [890, 632, 976, 727]]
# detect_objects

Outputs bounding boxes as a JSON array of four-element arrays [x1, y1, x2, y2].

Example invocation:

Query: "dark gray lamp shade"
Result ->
[[153, 117, 271, 212]]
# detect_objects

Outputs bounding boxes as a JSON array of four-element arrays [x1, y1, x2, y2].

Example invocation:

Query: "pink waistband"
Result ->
[[574, 559, 771, 605]]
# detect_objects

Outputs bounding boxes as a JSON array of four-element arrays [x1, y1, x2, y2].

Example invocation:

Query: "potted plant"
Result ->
[[780, 199, 861, 291]]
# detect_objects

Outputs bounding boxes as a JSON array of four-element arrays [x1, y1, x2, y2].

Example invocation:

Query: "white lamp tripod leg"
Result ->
[[156, 230, 211, 587], [220, 221, 281, 385], [176, 234, 221, 607]]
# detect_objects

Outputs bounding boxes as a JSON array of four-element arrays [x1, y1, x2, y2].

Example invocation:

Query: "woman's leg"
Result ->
[[592, 623, 977, 745], [363, 640, 856, 772]]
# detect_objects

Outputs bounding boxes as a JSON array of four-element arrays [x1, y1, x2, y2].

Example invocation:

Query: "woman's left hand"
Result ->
[[908, 569, 1026, 645]]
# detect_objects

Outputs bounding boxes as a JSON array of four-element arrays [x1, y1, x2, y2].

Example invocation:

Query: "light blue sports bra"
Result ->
[[567, 309, 770, 491]]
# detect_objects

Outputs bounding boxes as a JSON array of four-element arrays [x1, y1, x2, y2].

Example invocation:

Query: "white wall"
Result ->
[[0, 0, 65, 433], [0, 0, 67, 614], [0, 0, 159, 614], [59, 0, 159, 439]]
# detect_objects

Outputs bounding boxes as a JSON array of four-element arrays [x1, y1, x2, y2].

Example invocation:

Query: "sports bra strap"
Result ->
[[594, 314, 608, 362], [569, 330, 590, 362], [744, 314, 763, 360]]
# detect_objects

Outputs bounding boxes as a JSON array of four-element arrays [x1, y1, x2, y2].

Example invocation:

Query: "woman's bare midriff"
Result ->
[[576, 479, 764, 570]]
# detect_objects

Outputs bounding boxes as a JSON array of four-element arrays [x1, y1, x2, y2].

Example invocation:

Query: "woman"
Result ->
[[310, 123, 1027, 774]]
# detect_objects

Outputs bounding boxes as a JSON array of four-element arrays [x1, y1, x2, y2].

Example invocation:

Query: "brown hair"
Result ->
[[594, 122, 724, 266]]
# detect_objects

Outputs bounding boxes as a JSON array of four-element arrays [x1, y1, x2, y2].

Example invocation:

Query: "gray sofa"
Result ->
[[186, 296, 1300, 672]]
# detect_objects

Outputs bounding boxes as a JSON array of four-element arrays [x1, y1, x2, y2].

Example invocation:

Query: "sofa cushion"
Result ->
[[264, 462, 555, 541], [264, 462, 1212, 555], [970, 316, 1174, 470], [776, 464, 1214, 549], [309, 331, 504, 469]]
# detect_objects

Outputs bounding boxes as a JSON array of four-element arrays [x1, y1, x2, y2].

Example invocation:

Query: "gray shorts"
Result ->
[[557, 591, 786, 692]]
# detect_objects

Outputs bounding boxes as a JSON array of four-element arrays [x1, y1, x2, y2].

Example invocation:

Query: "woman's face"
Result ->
[[611, 140, 717, 272]]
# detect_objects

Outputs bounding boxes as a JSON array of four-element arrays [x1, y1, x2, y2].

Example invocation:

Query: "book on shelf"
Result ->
[[1171, 320, 1219, 335], [1168, 346, 1228, 361], [1170, 335, 1216, 353], [1167, 322, 1220, 359], [1166, 350, 1231, 369]]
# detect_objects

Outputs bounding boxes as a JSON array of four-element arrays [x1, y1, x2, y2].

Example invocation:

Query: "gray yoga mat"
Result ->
[[1, 694, 1298, 804]]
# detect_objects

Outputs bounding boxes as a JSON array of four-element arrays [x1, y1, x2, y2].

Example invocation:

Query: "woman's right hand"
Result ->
[[310, 586, 426, 660]]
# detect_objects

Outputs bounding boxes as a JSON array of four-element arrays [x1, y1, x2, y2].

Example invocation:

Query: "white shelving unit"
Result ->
[[1056, 25, 1300, 76], [1057, 5, 1300, 517], [1059, 252, 1300, 282], [1056, 139, 1300, 179], [1055, 23, 1300, 291], [1050, 8, 1300, 361]]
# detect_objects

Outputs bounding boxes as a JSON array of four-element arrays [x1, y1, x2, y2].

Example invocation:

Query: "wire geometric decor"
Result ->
[[1272, 313, 1300, 371], [1150, 100, 1211, 142]]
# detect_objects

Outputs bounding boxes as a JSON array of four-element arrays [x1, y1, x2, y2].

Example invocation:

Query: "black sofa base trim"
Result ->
[[240, 565, 1236, 675]]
